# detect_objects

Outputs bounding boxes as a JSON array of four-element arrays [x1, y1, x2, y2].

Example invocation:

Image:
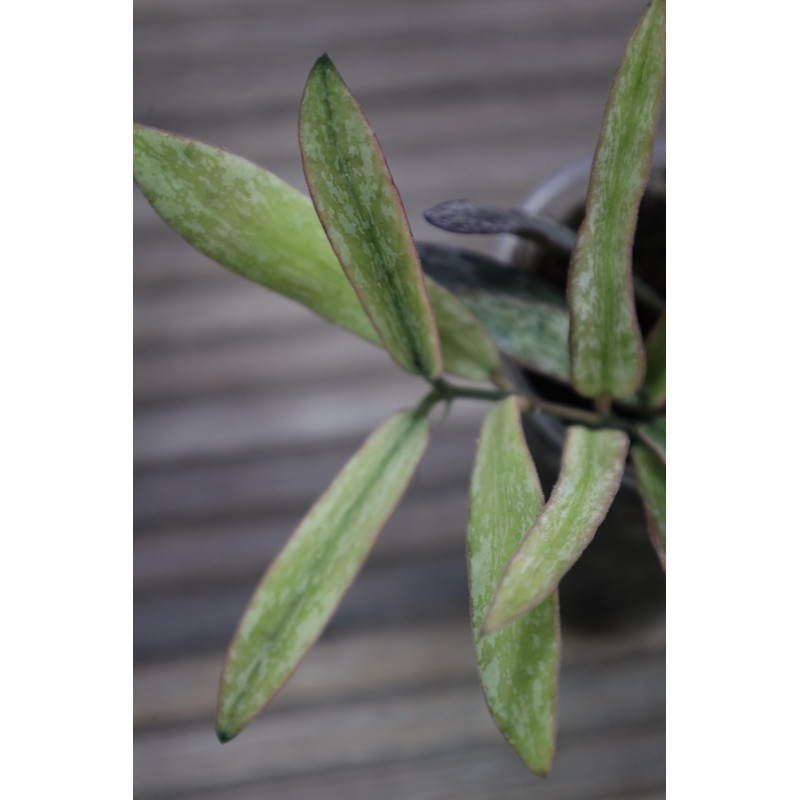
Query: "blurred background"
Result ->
[[133, 0, 665, 797]]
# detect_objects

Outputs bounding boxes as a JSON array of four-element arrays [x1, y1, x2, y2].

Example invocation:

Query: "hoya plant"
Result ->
[[133, 0, 665, 776]]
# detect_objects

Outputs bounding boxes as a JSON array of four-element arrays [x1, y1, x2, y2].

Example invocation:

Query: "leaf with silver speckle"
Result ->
[[217, 410, 429, 742], [482, 426, 629, 634], [300, 54, 442, 379], [469, 398, 560, 775], [567, 0, 665, 397]]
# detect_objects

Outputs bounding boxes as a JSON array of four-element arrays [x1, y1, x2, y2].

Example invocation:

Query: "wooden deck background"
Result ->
[[133, 1, 665, 797]]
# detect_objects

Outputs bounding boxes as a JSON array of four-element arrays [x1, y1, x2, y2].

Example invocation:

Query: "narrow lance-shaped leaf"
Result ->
[[469, 398, 560, 775], [567, 0, 665, 397], [425, 279, 506, 386], [217, 409, 430, 742], [133, 124, 501, 384], [631, 443, 666, 569], [639, 314, 666, 409], [482, 426, 629, 634], [637, 416, 665, 463], [451, 291, 571, 385], [300, 54, 442, 379], [419, 242, 571, 382], [418, 242, 565, 305], [133, 123, 381, 344]]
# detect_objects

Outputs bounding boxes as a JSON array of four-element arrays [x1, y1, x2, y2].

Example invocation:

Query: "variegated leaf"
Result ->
[[482, 427, 629, 634], [637, 416, 666, 463], [300, 54, 442, 379], [469, 398, 560, 775], [631, 443, 666, 568], [133, 124, 501, 383], [640, 314, 666, 409], [567, 0, 665, 397], [217, 410, 430, 742], [455, 291, 570, 384]]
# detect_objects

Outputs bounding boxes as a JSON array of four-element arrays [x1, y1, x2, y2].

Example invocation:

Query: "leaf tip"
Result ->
[[215, 724, 236, 745], [215, 699, 243, 744], [478, 606, 506, 638], [314, 52, 334, 72]]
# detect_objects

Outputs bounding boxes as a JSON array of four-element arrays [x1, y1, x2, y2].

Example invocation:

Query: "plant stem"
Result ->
[[427, 378, 636, 433]]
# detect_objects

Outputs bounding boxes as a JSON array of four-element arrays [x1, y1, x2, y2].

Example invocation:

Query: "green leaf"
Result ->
[[637, 416, 665, 463], [567, 0, 665, 398], [468, 398, 560, 775], [454, 291, 570, 384], [418, 243, 571, 382], [217, 409, 430, 742], [640, 314, 666, 409], [133, 123, 380, 345], [425, 279, 505, 385], [418, 242, 564, 305], [133, 124, 500, 384], [482, 427, 629, 634], [299, 54, 442, 379], [631, 443, 666, 568]]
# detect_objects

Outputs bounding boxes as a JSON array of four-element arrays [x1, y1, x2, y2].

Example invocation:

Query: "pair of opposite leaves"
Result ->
[[217, 394, 629, 776]]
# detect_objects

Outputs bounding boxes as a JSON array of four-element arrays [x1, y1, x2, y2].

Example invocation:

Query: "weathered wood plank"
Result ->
[[134, 280, 311, 351], [135, 622, 476, 728], [133, 2, 636, 121], [132, 86, 613, 230], [134, 0, 637, 59], [134, 618, 665, 729], [134, 408, 481, 525], [135, 327, 394, 403], [135, 490, 470, 592], [134, 637, 664, 797], [133, 374, 426, 465], [134, 555, 471, 661], [144, 733, 664, 800]]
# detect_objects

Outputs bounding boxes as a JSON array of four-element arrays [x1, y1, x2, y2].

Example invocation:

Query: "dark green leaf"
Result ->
[[217, 410, 430, 742], [640, 314, 666, 409], [418, 243, 571, 381], [418, 242, 564, 305], [425, 279, 505, 385], [482, 427, 629, 633], [469, 398, 560, 775], [455, 291, 570, 384], [567, 0, 665, 397], [300, 54, 442, 379], [631, 443, 666, 568], [637, 416, 665, 463]]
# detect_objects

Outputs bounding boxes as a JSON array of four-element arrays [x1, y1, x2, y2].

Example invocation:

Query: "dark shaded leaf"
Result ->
[[640, 314, 666, 409], [418, 242, 564, 305], [454, 291, 570, 383], [637, 416, 665, 463], [418, 242, 571, 381], [424, 200, 576, 252], [631, 443, 666, 568]]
